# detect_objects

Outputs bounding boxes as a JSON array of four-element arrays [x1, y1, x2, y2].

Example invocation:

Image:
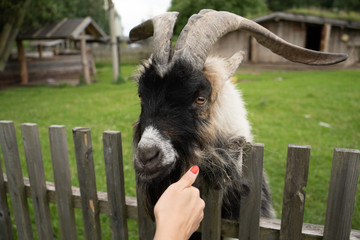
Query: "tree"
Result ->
[[0, 0, 31, 71], [168, 0, 268, 36]]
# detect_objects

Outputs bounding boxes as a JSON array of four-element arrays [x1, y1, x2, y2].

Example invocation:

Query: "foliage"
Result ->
[[168, 0, 268, 36], [0, 0, 30, 71], [287, 7, 360, 21], [267, 0, 360, 12], [0, 0, 109, 35], [0, 0, 25, 32]]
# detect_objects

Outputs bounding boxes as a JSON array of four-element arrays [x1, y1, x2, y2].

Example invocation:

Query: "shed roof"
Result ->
[[253, 12, 360, 30], [18, 17, 108, 41]]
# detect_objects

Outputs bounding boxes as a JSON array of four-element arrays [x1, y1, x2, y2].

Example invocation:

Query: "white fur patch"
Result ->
[[213, 81, 253, 142], [137, 126, 177, 165], [203, 56, 253, 142]]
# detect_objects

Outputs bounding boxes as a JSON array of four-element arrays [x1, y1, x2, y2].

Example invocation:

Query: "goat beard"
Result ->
[[136, 136, 248, 221]]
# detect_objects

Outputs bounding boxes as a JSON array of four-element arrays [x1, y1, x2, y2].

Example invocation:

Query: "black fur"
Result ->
[[134, 60, 212, 218]]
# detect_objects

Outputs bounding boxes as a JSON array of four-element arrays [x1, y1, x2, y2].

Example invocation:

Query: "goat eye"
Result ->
[[195, 96, 206, 105]]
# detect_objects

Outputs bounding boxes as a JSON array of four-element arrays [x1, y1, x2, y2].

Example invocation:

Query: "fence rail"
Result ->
[[0, 120, 359, 240]]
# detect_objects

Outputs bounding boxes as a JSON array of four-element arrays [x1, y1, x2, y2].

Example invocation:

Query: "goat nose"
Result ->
[[137, 145, 161, 165]]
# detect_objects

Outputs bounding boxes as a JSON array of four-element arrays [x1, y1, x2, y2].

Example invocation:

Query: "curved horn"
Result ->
[[172, 9, 347, 71], [129, 12, 179, 76]]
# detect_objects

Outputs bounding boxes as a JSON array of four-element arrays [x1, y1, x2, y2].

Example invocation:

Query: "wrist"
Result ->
[[154, 221, 187, 240]]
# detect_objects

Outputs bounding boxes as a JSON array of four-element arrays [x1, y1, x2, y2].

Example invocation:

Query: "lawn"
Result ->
[[0, 63, 359, 239]]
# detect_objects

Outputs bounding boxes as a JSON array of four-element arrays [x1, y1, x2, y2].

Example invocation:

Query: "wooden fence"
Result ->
[[0, 120, 359, 240]]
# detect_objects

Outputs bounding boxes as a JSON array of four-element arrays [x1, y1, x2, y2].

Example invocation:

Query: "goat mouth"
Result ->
[[135, 159, 176, 181]]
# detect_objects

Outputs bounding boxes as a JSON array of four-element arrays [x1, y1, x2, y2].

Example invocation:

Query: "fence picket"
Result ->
[[21, 123, 54, 240], [0, 151, 14, 240], [0, 121, 34, 240], [73, 127, 102, 240], [280, 145, 311, 240], [238, 143, 264, 240], [49, 125, 77, 240], [201, 183, 223, 240], [323, 148, 360, 240], [103, 131, 128, 240]]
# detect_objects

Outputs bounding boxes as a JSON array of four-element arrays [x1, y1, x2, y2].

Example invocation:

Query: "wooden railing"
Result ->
[[0, 121, 359, 240]]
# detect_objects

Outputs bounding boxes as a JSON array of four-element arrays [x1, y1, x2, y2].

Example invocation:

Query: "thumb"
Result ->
[[176, 165, 199, 189]]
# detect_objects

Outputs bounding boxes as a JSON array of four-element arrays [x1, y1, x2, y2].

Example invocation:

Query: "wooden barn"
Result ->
[[213, 12, 360, 66], [0, 17, 108, 88]]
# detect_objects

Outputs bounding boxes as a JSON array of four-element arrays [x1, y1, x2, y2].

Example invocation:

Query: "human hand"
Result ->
[[153, 165, 205, 240]]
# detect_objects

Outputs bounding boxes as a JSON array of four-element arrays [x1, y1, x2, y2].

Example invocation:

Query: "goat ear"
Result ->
[[224, 51, 244, 80]]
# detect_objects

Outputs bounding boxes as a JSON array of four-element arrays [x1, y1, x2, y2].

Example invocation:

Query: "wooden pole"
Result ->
[[37, 44, 43, 58], [250, 37, 258, 63], [320, 24, 331, 52], [108, 0, 119, 83], [17, 40, 28, 85], [80, 33, 91, 84]]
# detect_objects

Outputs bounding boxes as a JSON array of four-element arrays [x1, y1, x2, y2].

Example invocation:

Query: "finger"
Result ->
[[176, 165, 199, 189]]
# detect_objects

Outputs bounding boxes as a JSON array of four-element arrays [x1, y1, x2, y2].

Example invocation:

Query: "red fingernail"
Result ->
[[190, 165, 199, 174]]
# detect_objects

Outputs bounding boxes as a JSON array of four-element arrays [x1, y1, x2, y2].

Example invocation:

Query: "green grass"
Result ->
[[287, 7, 360, 22], [235, 70, 360, 227], [0, 64, 359, 238]]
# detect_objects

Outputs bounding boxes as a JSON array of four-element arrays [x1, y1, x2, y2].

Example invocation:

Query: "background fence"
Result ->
[[0, 121, 359, 240]]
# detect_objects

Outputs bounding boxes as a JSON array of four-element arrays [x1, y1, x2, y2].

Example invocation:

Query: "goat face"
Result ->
[[133, 60, 212, 181]]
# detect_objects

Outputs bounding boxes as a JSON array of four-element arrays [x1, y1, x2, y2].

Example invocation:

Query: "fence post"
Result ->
[[280, 145, 310, 240], [103, 131, 128, 240], [49, 125, 77, 240], [21, 123, 54, 240], [238, 143, 264, 240], [0, 121, 34, 240], [0, 151, 14, 240], [201, 181, 223, 240], [323, 148, 360, 240], [73, 127, 102, 240]]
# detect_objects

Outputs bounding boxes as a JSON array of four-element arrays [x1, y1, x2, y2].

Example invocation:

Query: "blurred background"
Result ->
[[0, 0, 359, 239], [0, 0, 359, 86]]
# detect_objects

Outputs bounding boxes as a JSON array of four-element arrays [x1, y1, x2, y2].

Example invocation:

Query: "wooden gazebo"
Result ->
[[17, 17, 108, 84]]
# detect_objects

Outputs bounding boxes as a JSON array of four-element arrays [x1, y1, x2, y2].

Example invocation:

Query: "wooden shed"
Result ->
[[251, 12, 360, 65], [2, 17, 108, 87], [213, 12, 360, 66]]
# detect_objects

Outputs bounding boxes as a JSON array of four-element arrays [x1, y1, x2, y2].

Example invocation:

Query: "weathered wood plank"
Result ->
[[323, 148, 360, 240], [280, 145, 310, 240], [21, 123, 54, 240], [201, 182, 223, 240], [0, 153, 14, 240], [49, 125, 77, 240], [136, 178, 155, 240], [238, 143, 264, 240], [103, 131, 128, 240], [0, 121, 34, 240], [73, 127, 102, 240]]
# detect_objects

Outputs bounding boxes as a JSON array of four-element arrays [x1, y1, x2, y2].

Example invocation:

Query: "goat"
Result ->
[[130, 9, 347, 234]]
